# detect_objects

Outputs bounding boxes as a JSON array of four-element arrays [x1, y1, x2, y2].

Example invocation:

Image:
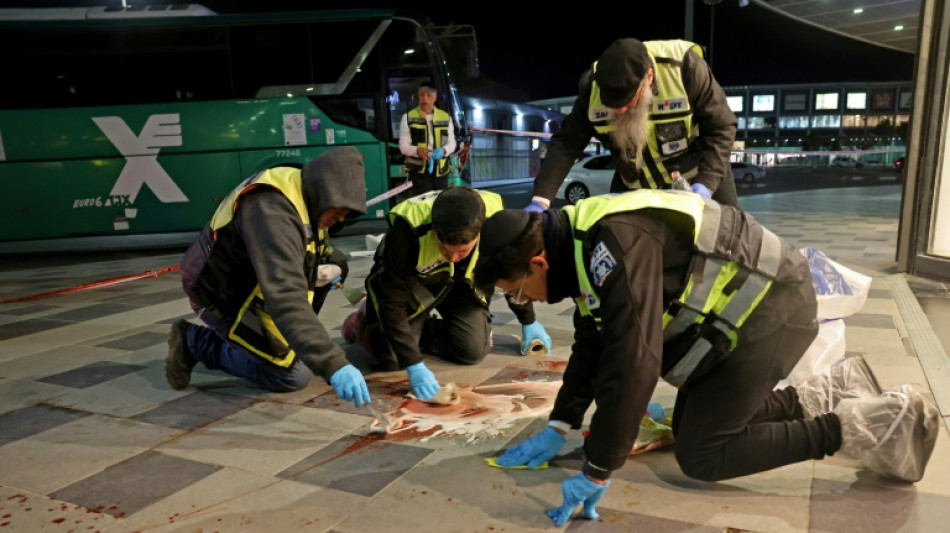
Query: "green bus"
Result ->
[[0, 5, 469, 252]]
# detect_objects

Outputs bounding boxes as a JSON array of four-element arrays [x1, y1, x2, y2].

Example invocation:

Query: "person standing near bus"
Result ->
[[341, 187, 552, 400], [526, 38, 739, 212], [166, 147, 373, 408], [399, 81, 457, 197]]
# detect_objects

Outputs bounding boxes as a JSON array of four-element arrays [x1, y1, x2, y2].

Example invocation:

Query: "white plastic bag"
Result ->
[[775, 318, 846, 390], [802, 247, 872, 320]]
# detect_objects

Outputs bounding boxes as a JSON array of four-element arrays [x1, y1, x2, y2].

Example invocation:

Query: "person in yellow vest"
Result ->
[[474, 192, 938, 526], [526, 38, 739, 212], [399, 81, 457, 198], [341, 187, 552, 401], [167, 147, 373, 408]]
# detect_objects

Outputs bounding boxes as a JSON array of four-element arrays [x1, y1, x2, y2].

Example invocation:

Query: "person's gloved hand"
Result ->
[[524, 201, 547, 213], [546, 473, 610, 526], [494, 426, 565, 468], [329, 364, 370, 408], [521, 320, 552, 355], [690, 182, 712, 199], [431, 147, 445, 160], [315, 264, 343, 287], [406, 362, 440, 400], [329, 276, 342, 290], [427, 158, 434, 173]]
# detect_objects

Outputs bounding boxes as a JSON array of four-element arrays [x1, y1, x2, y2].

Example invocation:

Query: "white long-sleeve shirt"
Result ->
[[398, 109, 457, 158]]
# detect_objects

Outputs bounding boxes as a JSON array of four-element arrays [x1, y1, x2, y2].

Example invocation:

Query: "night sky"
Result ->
[[3, 0, 918, 101]]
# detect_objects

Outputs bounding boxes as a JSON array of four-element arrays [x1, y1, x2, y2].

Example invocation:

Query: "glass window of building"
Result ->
[[752, 94, 775, 112], [899, 91, 913, 109], [866, 115, 895, 127], [779, 115, 810, 128], [747, 116, 772, 129], [811, 115, 841, 128], [784, 93, 807, 111], [841, 114, 867, 128], [736, 116, 746, 130], [815, 92, 839, 110], [727, 95, 743, 112], [847, 92, 867, 110], [871, 90, 895, 110]]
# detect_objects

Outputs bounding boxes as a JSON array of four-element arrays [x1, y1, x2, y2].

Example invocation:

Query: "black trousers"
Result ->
[[670, 279, 841, 481], [362, 290, 492, 370], [408, 172, 449, 197]]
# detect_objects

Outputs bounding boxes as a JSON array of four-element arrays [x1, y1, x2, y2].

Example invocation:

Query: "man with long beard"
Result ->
[[527, 38, 739, 211]]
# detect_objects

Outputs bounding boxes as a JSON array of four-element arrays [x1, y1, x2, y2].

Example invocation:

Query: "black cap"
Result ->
[[432, 187, 483, 233], [594, 38, 651, 108], [477, 209, 530, 259]]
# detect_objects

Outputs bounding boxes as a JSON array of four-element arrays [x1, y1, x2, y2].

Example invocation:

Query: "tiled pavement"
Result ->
[[0, 184, 948, 533]]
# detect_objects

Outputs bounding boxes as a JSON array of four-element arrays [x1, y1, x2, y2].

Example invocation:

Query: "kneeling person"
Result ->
[[474, 190, 938, 526], [344, 187, 552, 400], [166, 147, 372, 408]]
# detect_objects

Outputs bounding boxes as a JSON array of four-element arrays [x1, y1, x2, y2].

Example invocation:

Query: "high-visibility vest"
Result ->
[[207, 167, 327, 368], [405, 107, 451, 176], [367, 189, 503, 319], [563, 189, 797, 387], [588, 40, 703, 189]]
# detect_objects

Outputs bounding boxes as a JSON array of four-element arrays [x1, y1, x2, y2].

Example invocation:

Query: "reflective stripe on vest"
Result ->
[[405, 107, 451, 176], [588, 40, 702, 189], [209, 167, 324, 368], [564, 190, 782, 387], [372, 189, 504, 320]]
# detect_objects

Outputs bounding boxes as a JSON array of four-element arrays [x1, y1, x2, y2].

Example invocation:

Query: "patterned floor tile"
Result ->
[[44, 302, 137, 322], [0, 318, 72, 341], [278, 433, 433, 496], [0, 403, 90, 445], [134, 390, 259, 430], [49, 450, 221, 518], [95, 331, 168, 351], [38, 361, 146, 389]]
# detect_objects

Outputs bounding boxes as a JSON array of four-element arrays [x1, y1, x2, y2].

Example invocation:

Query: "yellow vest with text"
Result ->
[[378, 189, 504, 319], [588, 40, 702, 189], [209, 167, 328, 368], [405, 107, 451, 176], [563, 190, 790, 387]]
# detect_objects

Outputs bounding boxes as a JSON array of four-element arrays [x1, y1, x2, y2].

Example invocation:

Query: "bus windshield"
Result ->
[[0, 5, 466, 252]]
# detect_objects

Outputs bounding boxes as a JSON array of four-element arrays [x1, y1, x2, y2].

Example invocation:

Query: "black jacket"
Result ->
[[534, 49, 736, 202], [543, 207, 807, 480]]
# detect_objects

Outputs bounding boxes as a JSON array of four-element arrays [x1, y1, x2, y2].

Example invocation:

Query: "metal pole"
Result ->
[[685, 0, 694, 40]]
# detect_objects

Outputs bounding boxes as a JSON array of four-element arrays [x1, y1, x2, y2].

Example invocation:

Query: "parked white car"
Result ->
[[832, 156, 864, 168], [556, 154, 615, 204], [730, 161, 767, 183]]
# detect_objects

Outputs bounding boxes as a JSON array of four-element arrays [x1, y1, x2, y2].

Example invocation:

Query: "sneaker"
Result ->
[[165, 319, 197, 390], [834, 384, 939, 482], [796, 354, 882, 419], [342, 303, 365, 345]]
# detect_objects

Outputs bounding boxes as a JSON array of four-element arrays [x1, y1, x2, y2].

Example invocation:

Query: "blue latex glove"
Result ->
[[427, 158, 434, 173], [690, 182, 712, 199], [406, 362, 440, 400], [521, 320, 552, 355], [431, 147, 445, 160], [329, 364, 370, 408], [329, 276, 342, 290], [546, 473, 610, 526], [494, 426, 565, 469], [523, 201, 547, 213]]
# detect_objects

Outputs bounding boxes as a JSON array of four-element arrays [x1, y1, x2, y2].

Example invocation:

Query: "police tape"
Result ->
[[366, 181, 413, 207]]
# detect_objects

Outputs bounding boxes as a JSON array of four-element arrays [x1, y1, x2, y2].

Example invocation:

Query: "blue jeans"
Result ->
[[186, 306, 313, 392]]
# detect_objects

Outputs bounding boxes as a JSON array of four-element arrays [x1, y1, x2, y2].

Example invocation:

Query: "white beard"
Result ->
[[608, 87, 653, 169]]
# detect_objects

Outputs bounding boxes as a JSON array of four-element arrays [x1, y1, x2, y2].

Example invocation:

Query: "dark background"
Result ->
[[2, 0, 918, 101]]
